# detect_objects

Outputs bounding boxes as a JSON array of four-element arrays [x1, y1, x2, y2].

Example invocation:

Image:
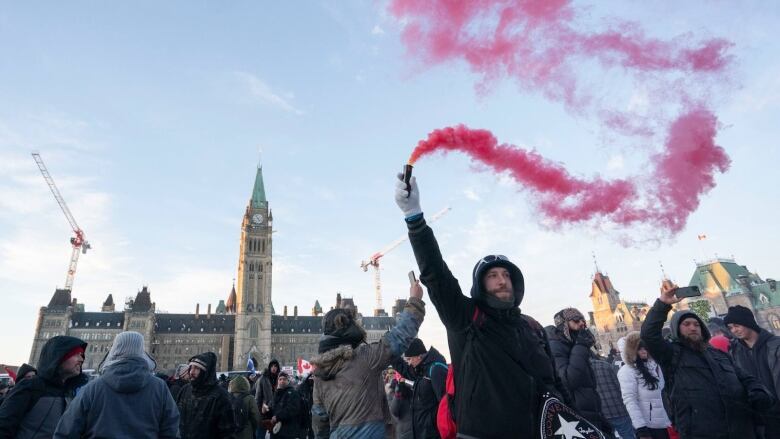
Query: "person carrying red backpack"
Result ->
[[394, 174, 570, 439]]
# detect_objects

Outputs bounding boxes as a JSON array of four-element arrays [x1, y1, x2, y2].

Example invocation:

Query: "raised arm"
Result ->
[[366, 295, 426, 370], [640, 283, 680, 368], [395, 174, 472, 330]]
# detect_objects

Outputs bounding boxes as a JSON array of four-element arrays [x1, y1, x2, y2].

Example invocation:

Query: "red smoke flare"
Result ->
[[394, 0, 734, 236], [409, 108, 729, 233]]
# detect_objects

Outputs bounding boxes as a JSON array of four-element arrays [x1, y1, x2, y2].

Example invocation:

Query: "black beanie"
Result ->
[[404, 338, 427, 357], [724, 305, 761, 333]]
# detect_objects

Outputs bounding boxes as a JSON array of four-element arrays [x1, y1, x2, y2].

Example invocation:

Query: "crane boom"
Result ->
[[32, 152, 91, 290], [32, 153, 82, 233], [361, 206, 451, 314]]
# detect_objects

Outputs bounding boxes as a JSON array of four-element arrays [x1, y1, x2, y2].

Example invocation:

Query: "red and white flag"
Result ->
[[697, 234, 707, 240], [297, 358, 313, 376]]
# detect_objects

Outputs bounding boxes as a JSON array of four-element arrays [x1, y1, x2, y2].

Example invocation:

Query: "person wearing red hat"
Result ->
[[0, 335, 88, 438], [708, 335, 730, 353]]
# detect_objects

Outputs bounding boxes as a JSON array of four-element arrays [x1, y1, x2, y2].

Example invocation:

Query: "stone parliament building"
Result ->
[[28, 166, 396, 373], [590, 258, 780, 352]]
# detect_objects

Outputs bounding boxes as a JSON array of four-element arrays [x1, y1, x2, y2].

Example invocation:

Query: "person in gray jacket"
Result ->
[[53, 331, 180, 439], [311, 283, 425, 439]]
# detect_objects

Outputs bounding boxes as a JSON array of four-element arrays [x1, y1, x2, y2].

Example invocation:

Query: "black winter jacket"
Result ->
[[642, 299, 770, 439], [271, 386, 303, 439], [730, 329, 780, 422], [176, 352, 236, 439], [407, 216, 564, 439], [393, 347, 447, 439], [296, 375, 314, 436], [731, 330, 780, 398], [0, 336, 88, 439], [548, 329, 608, 431]]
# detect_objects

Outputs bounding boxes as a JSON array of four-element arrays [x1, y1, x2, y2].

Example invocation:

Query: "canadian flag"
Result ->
[[297, 358, 313, 376]]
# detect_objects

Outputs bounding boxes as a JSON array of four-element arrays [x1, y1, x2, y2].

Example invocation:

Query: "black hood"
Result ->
[[189, 352, 218, 390], [16, 363, 37, 382], [37, 336, 87, 383], [469, 255, 525, 307], [419, 346, 447, 373]]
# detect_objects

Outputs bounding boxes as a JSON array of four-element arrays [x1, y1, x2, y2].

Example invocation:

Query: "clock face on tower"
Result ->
[[252, 213, 264, 225]]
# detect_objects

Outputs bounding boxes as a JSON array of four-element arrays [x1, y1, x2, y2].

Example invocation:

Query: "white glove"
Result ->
[[395, 173, 422, 218]]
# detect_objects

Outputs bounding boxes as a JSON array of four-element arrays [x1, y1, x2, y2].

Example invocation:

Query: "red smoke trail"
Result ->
[[394, 0, 734, 236]]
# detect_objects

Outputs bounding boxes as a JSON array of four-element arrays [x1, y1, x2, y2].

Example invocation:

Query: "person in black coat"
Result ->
[[393, 338, 447, 439], [15, 364, 38, 383], [725, 305, 780, 439], [176, 352, 236, 439], [0, 335, 88, 438], [549, 307, 613, 434], [641, 283, 775, 439], [270, 372, 302, 439], [296, 373, 315, 439], [394, 173, 567, 439]]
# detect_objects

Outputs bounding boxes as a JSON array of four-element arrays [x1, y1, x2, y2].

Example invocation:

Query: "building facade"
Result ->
[[588, 257, 780, 354], [589, 271, 649, 352], [29, 166, 395, 373], [677, 257, 780, 333]]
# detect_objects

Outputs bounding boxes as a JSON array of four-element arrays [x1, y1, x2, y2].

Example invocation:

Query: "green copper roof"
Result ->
[[251, 166, 267, 208]]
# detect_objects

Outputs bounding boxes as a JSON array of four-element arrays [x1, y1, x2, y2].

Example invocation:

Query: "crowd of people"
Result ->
[[0, 175, 778, 439]]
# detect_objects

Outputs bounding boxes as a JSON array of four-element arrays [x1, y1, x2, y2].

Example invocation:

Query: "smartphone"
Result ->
[[674, 286, 701, 299], [408, 270, 417, 286]]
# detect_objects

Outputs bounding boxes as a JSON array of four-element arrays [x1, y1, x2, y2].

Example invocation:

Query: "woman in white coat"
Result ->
[[617, 331, 672, 439]]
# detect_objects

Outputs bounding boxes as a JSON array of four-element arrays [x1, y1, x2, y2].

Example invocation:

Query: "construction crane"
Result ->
[[361, 206, 451, 314], [32, 152, 92, 291]]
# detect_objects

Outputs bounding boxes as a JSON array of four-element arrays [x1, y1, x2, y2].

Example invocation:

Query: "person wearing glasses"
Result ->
[[394, 173, 566, 439], [549, 308, 615, 435]]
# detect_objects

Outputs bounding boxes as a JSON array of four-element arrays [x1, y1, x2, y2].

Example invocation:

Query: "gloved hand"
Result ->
[[749, 389, 775, 412], [575, 330, 595, 348], [394, 173, 422, 219]]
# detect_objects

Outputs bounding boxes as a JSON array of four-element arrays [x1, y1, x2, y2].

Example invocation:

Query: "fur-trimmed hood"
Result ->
[[621, 331, 642, 367], [311, 344, 354, 381]]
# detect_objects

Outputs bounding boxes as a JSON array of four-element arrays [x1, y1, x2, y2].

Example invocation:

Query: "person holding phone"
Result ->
[[310, 275, 425, 439], [640, 282, 774, 439]]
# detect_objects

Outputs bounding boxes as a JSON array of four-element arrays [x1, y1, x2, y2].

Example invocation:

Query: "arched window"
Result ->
[[249, 262, 254, 272], [262, 240, 266, 252], [249, 320, 259, 339]]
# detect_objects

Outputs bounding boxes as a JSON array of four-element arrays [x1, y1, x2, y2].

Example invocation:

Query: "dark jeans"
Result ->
[[607, 415, 636, 439], [639, 428, 669, 439]]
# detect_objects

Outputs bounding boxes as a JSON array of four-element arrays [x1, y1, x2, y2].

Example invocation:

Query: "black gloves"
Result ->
[[749, 389, 775, 412], [575, 330, 595, 348]]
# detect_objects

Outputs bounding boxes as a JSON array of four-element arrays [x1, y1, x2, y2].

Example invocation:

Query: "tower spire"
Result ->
[[592, 251, 601, 274], [250, 165, 267, 209]]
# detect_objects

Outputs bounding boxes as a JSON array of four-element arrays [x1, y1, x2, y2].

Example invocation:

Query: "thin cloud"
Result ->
[[463, 188, 481, 201], [371, 25, 385, 35], [234, 71, 304, 115]]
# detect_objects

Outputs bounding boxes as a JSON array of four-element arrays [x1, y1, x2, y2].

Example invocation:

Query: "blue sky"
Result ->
[[1, 1, 779, 366]]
